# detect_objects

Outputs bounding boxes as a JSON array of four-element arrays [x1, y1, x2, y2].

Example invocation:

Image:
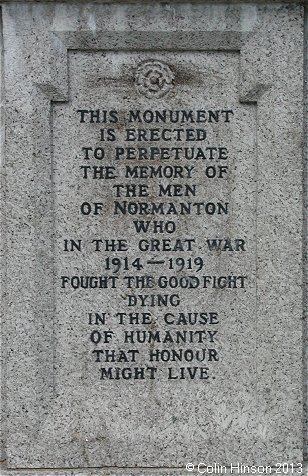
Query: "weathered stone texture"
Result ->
[[0, 1, 306, 474]]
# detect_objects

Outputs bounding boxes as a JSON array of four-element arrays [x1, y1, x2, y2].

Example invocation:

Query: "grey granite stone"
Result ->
[[303, 0, 308, 463], [0, 1, 306, 473], [0, 463, 307, 476]]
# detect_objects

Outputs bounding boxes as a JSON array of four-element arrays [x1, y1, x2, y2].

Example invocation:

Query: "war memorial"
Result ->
[[0, 1, 307, 475]]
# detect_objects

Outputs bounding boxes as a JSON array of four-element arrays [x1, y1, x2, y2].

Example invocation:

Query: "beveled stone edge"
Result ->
[[0, 461, 308, 475]]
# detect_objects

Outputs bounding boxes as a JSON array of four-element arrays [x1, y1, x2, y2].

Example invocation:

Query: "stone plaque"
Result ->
[[1, 2, 305, 472]]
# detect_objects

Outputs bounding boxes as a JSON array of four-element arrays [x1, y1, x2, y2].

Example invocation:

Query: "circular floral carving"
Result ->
[[135, 60, 174, 99]]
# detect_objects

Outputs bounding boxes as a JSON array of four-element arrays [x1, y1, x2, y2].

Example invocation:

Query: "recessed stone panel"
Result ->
[[51, 49, 256, 465]]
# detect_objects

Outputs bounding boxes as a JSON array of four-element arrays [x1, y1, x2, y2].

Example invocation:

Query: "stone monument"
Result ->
[[0, 1, 307, 475]]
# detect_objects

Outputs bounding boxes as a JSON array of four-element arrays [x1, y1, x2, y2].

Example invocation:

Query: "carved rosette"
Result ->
[[135, 60, 174, 99]]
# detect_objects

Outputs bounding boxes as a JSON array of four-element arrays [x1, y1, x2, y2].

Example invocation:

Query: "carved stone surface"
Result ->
[[0, 2, 306, 475], [135, 60, 175, 98]]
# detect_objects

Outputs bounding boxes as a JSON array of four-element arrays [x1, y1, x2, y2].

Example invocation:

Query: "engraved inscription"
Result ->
[[53, 52, 256, 387]]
